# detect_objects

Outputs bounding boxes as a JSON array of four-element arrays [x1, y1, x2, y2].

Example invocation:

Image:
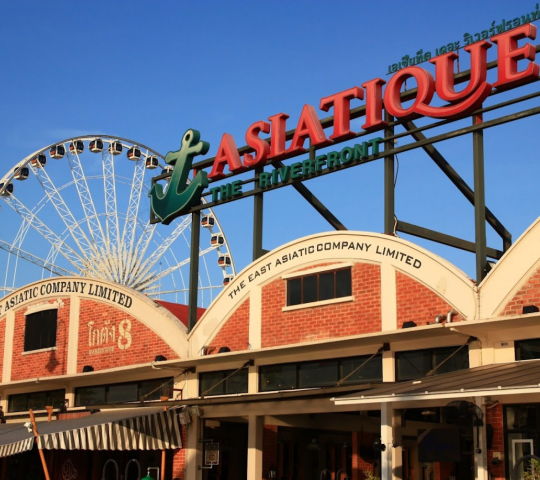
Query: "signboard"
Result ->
[[150, 24, 540, 225]]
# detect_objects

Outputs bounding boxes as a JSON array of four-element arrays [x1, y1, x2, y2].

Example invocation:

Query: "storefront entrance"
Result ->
[[202, 420, 248, 480]]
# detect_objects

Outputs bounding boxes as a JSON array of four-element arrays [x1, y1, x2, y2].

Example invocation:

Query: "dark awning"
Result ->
[[333, 359, 540, 406], [0, 407, 182, 457]]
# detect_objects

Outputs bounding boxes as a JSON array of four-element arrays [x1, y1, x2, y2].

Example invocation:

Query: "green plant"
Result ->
[[362, 471, 380, 480], [524, 458, 540, 480]]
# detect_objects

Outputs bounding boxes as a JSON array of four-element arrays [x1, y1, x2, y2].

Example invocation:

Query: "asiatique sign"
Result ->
[[150, 24, 539, 225]]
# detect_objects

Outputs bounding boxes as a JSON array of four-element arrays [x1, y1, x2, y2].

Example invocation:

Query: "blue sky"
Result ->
[[1, 0, 540, 288]]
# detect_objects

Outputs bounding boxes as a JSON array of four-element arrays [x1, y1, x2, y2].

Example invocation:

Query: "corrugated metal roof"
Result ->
[[335, 360, 540, 402]]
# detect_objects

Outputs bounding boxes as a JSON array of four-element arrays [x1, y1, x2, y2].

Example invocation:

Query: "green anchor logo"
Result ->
[[149, 129, 209, 225]]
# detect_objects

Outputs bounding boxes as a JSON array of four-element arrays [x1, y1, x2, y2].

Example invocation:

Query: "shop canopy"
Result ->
[[333, 359, 540, 406], [0, 407, 182, 458]]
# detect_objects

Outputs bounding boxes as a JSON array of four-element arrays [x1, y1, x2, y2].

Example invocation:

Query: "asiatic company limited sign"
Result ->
[[150, 24, 539, 225]]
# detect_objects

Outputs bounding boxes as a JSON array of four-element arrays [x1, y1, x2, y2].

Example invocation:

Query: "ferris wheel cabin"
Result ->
[[89, 138, 104, 153], [108, 141, 123, 155], [223, 275, 234, 286], [211, 234, 225, 246], [218, 254, 231, 267], [161, 166, 173, 176], [49, 144, 65, 159], [127, 146, 141, 161], [145, 156, 159, 169], [30, 154, 47, 168], [13, 167, 29, 180], [201, 214, 215, 227], [69, 140, 84, 154], [0, 183, 14, 196]]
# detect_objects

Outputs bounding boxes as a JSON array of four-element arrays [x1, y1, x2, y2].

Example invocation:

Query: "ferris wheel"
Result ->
[[0, 135, 236, 307]]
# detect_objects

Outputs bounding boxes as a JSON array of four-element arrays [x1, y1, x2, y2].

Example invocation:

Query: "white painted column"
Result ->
[[392, 409, 403, 480], [2, 311, 15, 383], [247, 414, 263, 480], [381, 263, 397, 331], [381, 403, 394, 480], [185, 415, 203, 480], [474, 397, 488, 480], [67, 296, 80, 375], [248, 365, 258, 394], [382, 350, 395, 383], [249, 285, 262, 349]]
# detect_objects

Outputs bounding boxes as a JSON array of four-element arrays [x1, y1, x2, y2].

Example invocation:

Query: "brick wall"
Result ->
[[207, 299, 250, 353], [172, 427, 187, 479], [352, 431, 375, 480], [396, 271, 464, 327], [77, 299, 179, 373], [487, 403, 505, 480], [261, 263, 381, 348], [262, 425, 278, 480], [11, 299, 70, 381], [500, 266, 540, 316]]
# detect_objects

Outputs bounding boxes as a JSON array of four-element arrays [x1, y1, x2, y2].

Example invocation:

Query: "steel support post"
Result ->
[[384, 112, 395, 234], [473, 113, 487, 283], [188, 209, 201, 333], [253, 168, 264, 262]]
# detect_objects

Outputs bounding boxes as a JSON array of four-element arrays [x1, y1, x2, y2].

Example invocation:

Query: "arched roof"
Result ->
[[0, 276, 190, 357], [189, 231, 477, 354]]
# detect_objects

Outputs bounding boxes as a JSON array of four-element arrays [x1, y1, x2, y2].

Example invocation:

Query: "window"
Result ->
[[199, 368, 248, 396], [515, 338, 540, 360], [259, 354, 382, 392], [9, 389, 65, 413], [287, 268, 352, 306], [24, 309, 57, 352], [395, 346, 469, 381], [75, 378, 173, 406]]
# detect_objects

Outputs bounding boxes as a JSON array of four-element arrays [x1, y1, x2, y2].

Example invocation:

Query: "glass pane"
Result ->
[[28, 392, 47, 410], [225, 368, 248, 394], [48, 390, 66, 409], [75, 386, 106, 406], [259, 364, 297, 391], [516, 339, 540, 360], [303, 275, 318, 304], [141, 378, 173, 400], [287, 278, 302, 306], [298, 360, 338, 388], [108, 383, 138, 403], [319, 272, 335, 301], [340, 355, 382, 384], [199, 371, 225, 396], [433, 347, 469, 375], [336, 269, 352, 297], [9, 394, 28, 412], [396, 350, 431, 381]]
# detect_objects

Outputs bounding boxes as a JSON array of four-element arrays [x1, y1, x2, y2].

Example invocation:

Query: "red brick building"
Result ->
[[1, 225, 540, 480]]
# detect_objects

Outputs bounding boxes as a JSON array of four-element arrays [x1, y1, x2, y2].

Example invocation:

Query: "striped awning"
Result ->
[[0, 423, 34, 458], [0, 407, 182, 457]]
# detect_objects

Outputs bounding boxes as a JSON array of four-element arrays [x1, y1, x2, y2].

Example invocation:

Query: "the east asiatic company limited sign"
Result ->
[[150, 24, 539, 225]]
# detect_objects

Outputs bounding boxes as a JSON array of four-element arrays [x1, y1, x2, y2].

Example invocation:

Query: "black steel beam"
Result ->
[[271, 158, 347, 231], [403, 120, 512, 249], [473, 112, 488, 281], [384, 112, 395, 235], [188, 210, 201, 333], [253, 168, 264, 261], [396, 220, 503, 260]]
